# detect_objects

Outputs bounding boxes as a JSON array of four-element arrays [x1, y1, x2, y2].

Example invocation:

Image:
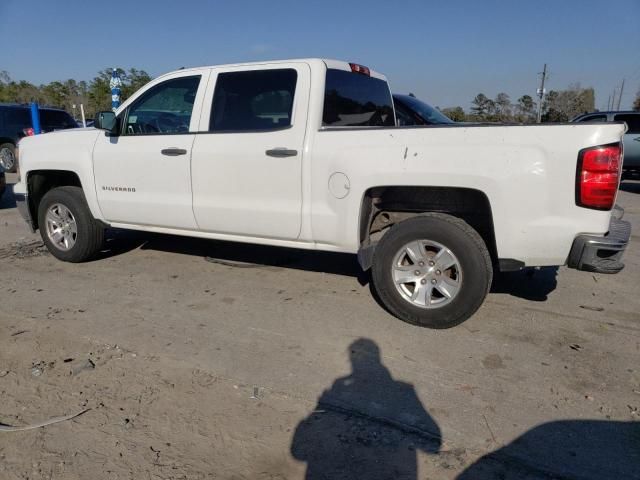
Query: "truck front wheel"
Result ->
[[371, 214, 492, 329], [38, 186, 104, 262]]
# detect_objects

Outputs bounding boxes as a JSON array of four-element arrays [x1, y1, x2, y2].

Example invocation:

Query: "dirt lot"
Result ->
[[1, 175, 639, 480]]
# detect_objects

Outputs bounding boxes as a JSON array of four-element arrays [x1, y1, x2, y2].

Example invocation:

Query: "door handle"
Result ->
[[266, 148, 298, 158], [161, 148, 188, 156], [633, 136, 640, 142]]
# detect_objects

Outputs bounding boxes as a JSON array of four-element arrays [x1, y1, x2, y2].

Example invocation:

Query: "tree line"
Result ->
[[1, 68, 639, 122], [0, 68, 151, 118], [438, 83, 622, 123]]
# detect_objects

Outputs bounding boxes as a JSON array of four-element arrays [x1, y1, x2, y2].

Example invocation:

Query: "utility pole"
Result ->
[[616, 79, 625, 110], [536, 63, 547, 123]]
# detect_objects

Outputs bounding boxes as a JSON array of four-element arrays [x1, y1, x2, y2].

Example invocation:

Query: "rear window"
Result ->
[[323, 69, 395, 127], [614, 114, 640, 134], [40, 110, 77, 129], [3, 107, 31, 125]]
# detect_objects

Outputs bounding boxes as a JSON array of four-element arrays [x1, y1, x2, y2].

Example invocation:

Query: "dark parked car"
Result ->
[[572, 111, 640, 176], [0, 103, 77, 172], [393, 94, 454, 126], [0, 166, 5, 199]]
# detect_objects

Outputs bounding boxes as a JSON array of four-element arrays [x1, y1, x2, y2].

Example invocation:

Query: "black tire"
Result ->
[[38, 186, 104, 262], [0, 143, 16, 173], [371, 213, 492, 329]]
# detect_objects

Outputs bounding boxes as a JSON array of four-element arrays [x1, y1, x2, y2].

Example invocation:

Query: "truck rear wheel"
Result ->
[[371, 213, 492, 329], [38, 186, 104, 262]]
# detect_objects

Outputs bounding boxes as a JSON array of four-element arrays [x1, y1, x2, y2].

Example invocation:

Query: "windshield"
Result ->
[[393, 94, 453, 125]]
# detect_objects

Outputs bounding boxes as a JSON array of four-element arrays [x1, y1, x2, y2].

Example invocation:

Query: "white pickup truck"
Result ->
[[13, 59, 631, 328]]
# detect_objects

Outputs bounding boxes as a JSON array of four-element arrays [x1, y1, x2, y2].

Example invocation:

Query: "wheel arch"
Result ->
[[357, 186, 499, 270], [26, 170, 84, 229]]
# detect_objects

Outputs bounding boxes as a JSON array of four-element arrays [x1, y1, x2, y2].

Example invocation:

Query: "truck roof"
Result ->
[[158, 58, 388, 82]]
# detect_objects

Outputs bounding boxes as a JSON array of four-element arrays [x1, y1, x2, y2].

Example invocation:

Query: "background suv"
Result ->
[[573, 111, 640, 177], [0, 103, 77, 172]]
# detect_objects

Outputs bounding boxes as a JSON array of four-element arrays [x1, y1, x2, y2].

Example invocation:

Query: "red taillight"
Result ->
[[23, 127, 35, 136], [576, 143, 622, 210], [349, 63, 370, 76]]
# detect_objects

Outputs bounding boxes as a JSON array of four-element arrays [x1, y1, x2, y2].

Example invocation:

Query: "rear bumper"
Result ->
[[567, 207, 631, 274], [14, 192, 36, 232]]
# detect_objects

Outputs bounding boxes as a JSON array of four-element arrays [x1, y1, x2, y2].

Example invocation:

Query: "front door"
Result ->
[[93, 72, 207, 229], [191, 64, 310, 239]]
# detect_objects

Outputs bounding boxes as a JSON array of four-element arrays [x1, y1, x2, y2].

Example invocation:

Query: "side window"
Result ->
[[210, 69, 297, 132], [323, 69, 395, 127], [578, 114, 607, 123], [124, 76, 200, 135], [614, 114, 640, 134]]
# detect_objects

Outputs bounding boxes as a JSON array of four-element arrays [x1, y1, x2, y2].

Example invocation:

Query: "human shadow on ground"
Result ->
[[457, 420, 640, 480], [290, 338, 441, 480], [490, 267, 558, 301]]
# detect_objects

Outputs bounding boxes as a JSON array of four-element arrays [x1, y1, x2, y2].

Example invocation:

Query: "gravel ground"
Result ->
[[1, 174, 639, 479]]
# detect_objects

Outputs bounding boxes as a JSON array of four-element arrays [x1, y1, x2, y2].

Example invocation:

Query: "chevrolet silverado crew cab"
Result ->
[[13, 59, 632, 328]]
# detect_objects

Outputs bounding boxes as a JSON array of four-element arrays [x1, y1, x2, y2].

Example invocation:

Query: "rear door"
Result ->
[[613, 113, 640, 168], [93, 71, 208, 228], [191, 63, 310, 239]]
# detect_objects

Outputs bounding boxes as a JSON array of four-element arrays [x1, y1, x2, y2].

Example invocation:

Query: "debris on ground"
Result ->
[[579, 305, 604, 312], [0, 409, 90, 432], [72, 359, 96, 375], [0, 240, 49, 259]]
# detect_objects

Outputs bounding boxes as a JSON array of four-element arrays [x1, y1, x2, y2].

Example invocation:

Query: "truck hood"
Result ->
[[19, 128, 102, 172]]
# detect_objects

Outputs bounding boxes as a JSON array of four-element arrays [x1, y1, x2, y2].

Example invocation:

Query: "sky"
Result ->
[[1, 0, 639, 111]]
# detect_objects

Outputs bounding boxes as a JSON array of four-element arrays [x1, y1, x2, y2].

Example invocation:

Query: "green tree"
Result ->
[[0, 68, 150, 118], [516, 95, 536, 123], [633, 88, 640, 112], [542, 83, 595, 122], [470, 93, 493, 120], [88, 68, 151, 116], [441, 106, 466, 122], [494, 92, 512, 121]]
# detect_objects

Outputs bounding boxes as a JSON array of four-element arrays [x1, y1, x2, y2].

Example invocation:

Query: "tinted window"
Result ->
[[40, 109, 77, 129], [5, 107, 31, 126], [210, 69, 297, 132], [614, 114, 640, 134], [395, 101, 420, 126], [578, 114, 607, 123], [393, 95, 453, 125], [125, 76, 200, 135], [323, 69, 395, 127]]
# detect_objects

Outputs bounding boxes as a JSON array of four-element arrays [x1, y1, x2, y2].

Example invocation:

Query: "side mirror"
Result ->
[[94, 111, 118, 135]]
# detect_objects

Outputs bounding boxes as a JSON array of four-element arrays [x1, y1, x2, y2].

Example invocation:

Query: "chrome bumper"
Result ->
[[14, 192, 36, 232], [567, 208, 631, 274]]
